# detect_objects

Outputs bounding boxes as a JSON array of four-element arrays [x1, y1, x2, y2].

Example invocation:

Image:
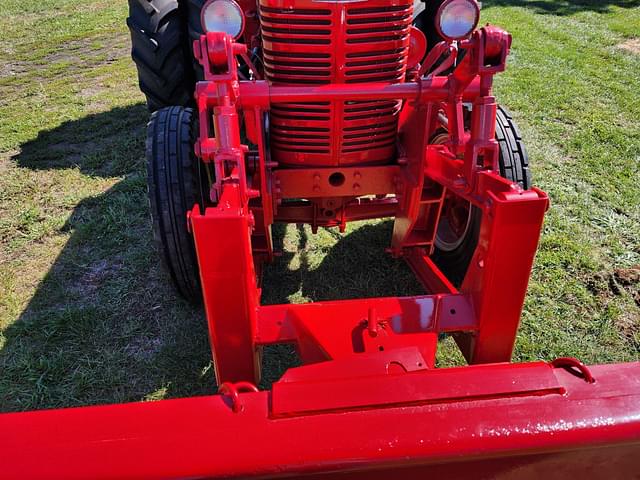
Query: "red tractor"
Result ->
[[130, 0, 531, 298], [2, 0, 639, 478]]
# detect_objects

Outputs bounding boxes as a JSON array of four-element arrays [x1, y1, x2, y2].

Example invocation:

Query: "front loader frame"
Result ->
[[2, 24, 640, 480], [190, 27, 548, 385]]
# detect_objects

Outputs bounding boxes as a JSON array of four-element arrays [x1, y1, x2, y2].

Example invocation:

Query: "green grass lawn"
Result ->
[[0, 0, 638, 412]]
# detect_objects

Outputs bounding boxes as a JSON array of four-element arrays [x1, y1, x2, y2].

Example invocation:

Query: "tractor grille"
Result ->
[[260, 0, 413, 167]]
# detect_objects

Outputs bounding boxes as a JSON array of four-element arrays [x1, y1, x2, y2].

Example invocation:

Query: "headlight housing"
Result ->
[[436, 0, 480, 41], [201, 0, 245, 39]]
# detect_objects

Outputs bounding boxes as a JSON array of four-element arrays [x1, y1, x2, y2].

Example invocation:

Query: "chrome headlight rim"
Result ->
[[200, 0, 245, 40], [436, 0, 480, 42]]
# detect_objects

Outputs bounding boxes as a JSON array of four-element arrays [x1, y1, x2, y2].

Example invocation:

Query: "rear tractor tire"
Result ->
[[146, 106, 203, 303], [433, 105, 532, 285], [127, 0, 195, 112]]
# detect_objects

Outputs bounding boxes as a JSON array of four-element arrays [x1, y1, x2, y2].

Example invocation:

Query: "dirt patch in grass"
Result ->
[[614, 266, 640, 287], [3, 33, 130, 87], [584, 267, 640, 343], [44, 35, 129, 64], [589, 267, 640, 301], [615, 266, 640, 308], [78, 75, 114, 111], [618, 38, 640, 55], [0, 155, 16, 174], [615, 311, 639, 346], [79, 84, 107, 100], [39, 129, 135, 168], [49, 140, 101, 158], [0, 61, 30, 78], [72, 258, 123, 296], [124, 336, 164, 361]]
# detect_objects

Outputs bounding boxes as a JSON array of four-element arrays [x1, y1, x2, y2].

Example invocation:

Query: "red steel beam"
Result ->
[[256, 294, 477, 347], [273, 198, 399, 224], [274, 165, 401, 199], [2, 362, 640, 479], [405, 249, 459, 294], [234, 77, 482, 108]]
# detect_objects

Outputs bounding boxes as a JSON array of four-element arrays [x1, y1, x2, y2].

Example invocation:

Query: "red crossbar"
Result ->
[[3, 362, 640, 479]]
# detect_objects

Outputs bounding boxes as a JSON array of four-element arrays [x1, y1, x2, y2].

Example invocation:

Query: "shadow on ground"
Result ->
[[1, 104, 426, 410], [482, 0, 640, 16], [1, 104, 215, 412], [262, 223, 424, 305]]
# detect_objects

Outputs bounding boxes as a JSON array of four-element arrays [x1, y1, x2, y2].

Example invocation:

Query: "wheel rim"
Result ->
[[432, 132, 473, 252], [435, 191, 473, 252]]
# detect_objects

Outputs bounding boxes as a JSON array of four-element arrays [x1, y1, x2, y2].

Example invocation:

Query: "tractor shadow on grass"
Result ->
[[1, 104, 215, 412], [1, 103, 428, 410], [262, 222, 424, 305], [481, 0, 640, 16]]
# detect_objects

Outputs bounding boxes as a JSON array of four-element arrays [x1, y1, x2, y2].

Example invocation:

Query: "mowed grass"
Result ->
[[0, 0, 638, 412]]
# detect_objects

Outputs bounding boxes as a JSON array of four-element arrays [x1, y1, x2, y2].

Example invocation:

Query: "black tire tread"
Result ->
[[128, 0, 194, 111], [496, 105, 531, 189], [147, 106, 201, 302]]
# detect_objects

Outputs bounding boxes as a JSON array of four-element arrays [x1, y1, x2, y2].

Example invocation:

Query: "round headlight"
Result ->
[[436, 0, 480, 41], [201, 0, 245, 39]]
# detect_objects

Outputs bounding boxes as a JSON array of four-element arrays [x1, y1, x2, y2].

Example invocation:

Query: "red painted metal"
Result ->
[[3, 7, 639, 478], [273, 165, 400, 199], [2, 362, 640, 479], [407, 26, 428, 70], [259, 0, 413, 167], [187, 25, 640, 475]]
